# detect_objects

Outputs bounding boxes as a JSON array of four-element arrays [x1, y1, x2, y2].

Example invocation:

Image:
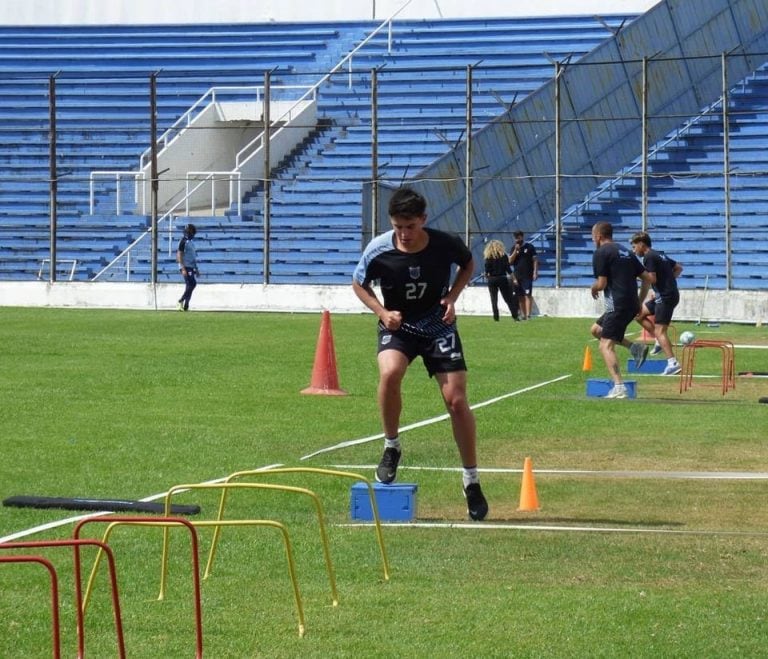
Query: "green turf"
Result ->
[[0, 307, 767, 657]]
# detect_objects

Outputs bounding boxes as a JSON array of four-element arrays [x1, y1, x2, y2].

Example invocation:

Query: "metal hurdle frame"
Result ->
[[163, 483, 320, 636], [74, 516, 204, 658], [206, 468, 391, 584], [0, 555, 61, 659], [0, 538, 126, 658], [680, 339, 736, 395]]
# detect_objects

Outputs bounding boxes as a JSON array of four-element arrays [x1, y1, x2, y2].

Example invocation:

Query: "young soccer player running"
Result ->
[[630, 231, 684, 375], [352, 186, 488, 521]]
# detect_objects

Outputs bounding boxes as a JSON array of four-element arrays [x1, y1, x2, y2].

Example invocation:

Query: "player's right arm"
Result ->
[[352, 280, 402, 331]]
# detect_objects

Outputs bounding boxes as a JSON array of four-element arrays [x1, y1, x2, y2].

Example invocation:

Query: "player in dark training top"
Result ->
[[352, 187, 488, 521]]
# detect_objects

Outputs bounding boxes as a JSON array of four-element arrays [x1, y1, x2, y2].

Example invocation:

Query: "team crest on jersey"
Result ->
[[409, 266, 421, 280]]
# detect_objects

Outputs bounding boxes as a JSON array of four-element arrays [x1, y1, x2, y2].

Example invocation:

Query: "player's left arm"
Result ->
[[441, 256, 474, 323]]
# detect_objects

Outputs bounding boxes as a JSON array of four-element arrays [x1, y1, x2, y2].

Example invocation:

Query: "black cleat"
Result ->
[[463, 483, 489, 521], [375, 447, 401, 484]]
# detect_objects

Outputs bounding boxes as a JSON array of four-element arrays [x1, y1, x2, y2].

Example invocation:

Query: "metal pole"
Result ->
[[641, 56, 648, 232], [150, 73, 158, 286], [464, 64, 473, 245], [554, 61, 561, 288], [722, 52, 732, 290], [263, 70, 271, 285], [48, 75, 58, 283], [371, 67, 378, 242]]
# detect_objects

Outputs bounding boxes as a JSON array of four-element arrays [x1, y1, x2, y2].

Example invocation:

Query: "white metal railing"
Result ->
[[139, 84, 309, 171], [92, 0, 415, 281], [234, 0, 414, 171], [91, 174, 216, 281], [89, 170, 146, 215], [38, 258, 78, 281], [185, 171, 242, 215]]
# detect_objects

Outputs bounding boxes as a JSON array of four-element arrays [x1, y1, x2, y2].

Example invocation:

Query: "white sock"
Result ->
[[668, 357, 678, 366], [384, 436, 401, 451], [462, 466, 479, 488]]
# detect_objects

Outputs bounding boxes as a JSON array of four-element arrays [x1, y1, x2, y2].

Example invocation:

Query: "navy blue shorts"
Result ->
[[645, 293, 679, 326], [595, 308, 637, 343], [377, 325, 467, 377]]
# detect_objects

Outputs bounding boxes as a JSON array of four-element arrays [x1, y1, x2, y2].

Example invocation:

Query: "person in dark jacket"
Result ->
[[483, 240, 519, 321]]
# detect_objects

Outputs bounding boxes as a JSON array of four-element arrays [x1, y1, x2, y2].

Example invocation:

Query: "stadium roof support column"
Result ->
[[150, 73, 159, 286], [370, 67, 379, 244], [722, 52, 732, 291], [263, 70, 272, 285], [465, 64, 473, 246], [554, 60, 562, 288], [641, 56, 648, 233]]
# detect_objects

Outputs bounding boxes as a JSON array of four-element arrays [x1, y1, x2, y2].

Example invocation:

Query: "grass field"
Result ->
[[1, 306, 767, 657]]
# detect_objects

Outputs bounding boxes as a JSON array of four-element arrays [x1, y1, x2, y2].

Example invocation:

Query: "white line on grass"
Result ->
[[328, 465, 768, 480], [338, 521, 768, 537], [0, 464, 284, 544], [299, 373, 572, 461]]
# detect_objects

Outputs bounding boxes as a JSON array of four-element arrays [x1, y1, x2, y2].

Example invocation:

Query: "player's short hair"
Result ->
[[592, 221, 613, 239], [389, 187, 426, 219], [630, 231, 652, 247], [513, 230, 524, 238], [184, 223, 197, 237]]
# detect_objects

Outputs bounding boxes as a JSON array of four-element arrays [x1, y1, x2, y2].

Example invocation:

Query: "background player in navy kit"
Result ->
[[509, 230, 538, 320], [590, 221, 652, 399], [630, 231, 683, 375], [352, 187, 488, 521], [176, 223, 199, 311]]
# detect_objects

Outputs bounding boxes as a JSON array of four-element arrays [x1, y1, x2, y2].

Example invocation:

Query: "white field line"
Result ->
[[0, 464, 284, 544], [338, 521, 768, 537], [328, 465, 768, 480], [300, 374, 572, 461]]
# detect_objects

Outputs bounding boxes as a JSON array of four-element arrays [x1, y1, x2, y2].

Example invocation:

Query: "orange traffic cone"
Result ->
[[301, 310, 347, 396], [582, 345, 592, 372], [517, 456, 540, 512]]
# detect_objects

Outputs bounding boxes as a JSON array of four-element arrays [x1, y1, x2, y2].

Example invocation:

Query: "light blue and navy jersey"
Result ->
[[178, 236, 198, 269], [353, 228, 472, 321]]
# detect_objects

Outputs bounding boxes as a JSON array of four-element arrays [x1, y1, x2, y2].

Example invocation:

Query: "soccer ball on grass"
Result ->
[[679, 331, 696, 346]]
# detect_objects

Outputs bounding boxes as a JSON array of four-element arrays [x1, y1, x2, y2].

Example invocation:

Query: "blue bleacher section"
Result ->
[[1, 15, 766, 289], [0, 16, 633, 283], [549, 64, 768, 290], [0, 22, 369, 282]]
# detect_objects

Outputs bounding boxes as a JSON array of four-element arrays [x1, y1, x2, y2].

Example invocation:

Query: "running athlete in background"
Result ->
[[590, 221, 652, 399], [352, 187, 488, 521], [631, 231, 683, 375]]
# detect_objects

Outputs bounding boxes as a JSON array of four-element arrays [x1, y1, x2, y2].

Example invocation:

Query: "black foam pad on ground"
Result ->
[[3, 495, 200, 515]]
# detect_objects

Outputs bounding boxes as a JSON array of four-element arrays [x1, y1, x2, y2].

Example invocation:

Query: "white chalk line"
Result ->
[[1, 376, 569, 543], [338, 521, 768, 537], [300, 373, 572, 460], [328, 465, 768, 480], [0, 464, 284, 544]]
